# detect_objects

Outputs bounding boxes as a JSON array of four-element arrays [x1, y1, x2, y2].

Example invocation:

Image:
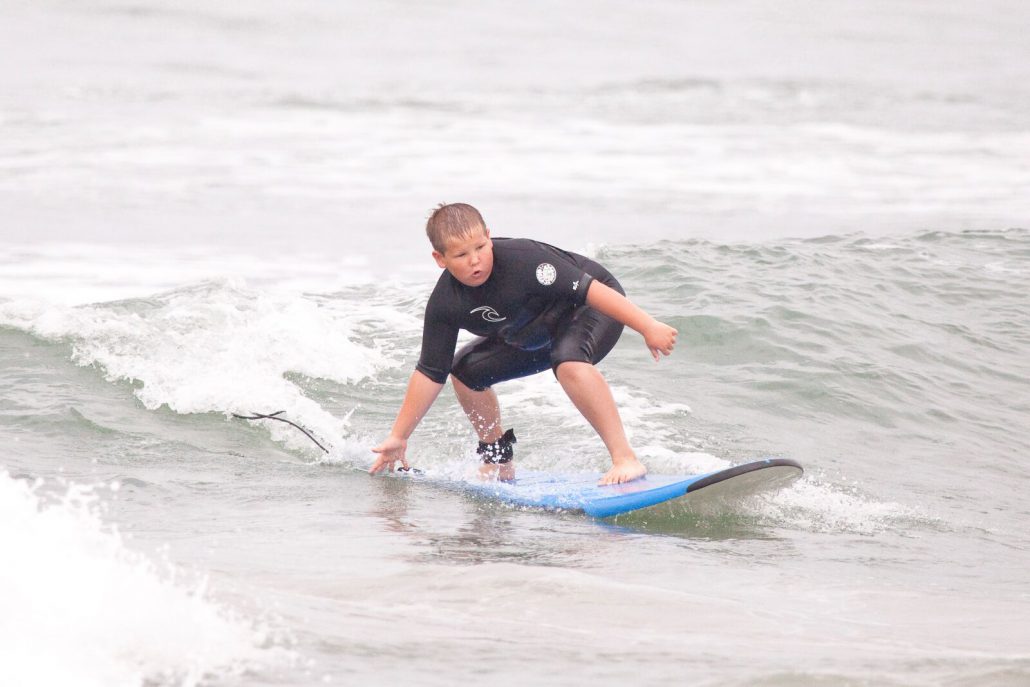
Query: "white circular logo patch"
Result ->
[[536, 262, 557, 286]]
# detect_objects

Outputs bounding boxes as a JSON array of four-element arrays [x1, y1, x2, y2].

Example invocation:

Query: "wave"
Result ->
[[0, 279, 405, 458], [0, 470, 280, 687], [3, 229, 1025, 535]]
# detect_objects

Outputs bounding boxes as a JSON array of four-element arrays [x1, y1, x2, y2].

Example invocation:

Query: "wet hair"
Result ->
[[425, 203, 486, 254]]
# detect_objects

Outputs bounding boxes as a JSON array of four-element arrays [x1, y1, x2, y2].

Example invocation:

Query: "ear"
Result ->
[[432, 250, 447, 269]]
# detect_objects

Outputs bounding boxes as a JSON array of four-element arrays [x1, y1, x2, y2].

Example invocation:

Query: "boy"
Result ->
[[370, 203, 677, 485]]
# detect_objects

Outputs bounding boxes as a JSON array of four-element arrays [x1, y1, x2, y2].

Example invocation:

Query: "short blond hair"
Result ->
[[425, 203, 486, 253]]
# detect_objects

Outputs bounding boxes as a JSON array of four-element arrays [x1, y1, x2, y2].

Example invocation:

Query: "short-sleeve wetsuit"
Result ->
[[416, 237, 626, 391]]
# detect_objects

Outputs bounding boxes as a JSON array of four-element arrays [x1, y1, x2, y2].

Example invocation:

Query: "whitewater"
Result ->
[[2, 1, 1029, 685]]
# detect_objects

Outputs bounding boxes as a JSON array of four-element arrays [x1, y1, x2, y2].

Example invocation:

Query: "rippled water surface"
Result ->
[[3, 229, 1029, 686], [2, 1, 1030, 685]]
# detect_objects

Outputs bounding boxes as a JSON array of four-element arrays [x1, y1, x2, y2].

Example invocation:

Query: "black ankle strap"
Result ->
[[477, 428, 516, 464]]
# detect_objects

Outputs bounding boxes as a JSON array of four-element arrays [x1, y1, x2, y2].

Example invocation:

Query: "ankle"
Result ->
[[478, 462, 516, 482], [478, 428, 516, 464]]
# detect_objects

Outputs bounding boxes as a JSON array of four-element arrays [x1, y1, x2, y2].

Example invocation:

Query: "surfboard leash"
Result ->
[[232, 410, 331, 454], [232, 410, 423, 474]]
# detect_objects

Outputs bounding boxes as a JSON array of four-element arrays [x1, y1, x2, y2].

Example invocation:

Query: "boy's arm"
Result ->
[[370, 370, 445, 474], [585, 280, 678, 361]]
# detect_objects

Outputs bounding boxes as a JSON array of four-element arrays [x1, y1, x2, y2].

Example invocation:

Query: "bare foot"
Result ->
[[599, 457, 647, 485], [478, 463, 516, 482]]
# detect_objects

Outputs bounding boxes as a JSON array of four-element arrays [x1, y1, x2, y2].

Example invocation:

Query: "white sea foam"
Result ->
[[0, 471, 276, 687], [0, 280, 402, 455], [755, 474, 923, 534]]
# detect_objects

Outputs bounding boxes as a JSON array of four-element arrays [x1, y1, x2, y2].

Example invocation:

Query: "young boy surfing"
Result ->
[[370, 203, 677, 485]]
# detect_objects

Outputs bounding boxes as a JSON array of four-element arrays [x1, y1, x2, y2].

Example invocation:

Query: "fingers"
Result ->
[[371, 436, 407, 474], [646, 323, 678, 360], [370, 446, 410, 474], [664, 327, 678, 354], [370, 452, 396, 472], [650, 342, 673, 361], [369, 451, 395, 475], [370, 446, 385, 473]]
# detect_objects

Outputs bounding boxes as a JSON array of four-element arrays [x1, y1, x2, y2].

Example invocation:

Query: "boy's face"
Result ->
[[433, 225, 494, 287]]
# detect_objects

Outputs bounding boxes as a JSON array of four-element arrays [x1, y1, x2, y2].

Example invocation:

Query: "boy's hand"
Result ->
[[370, 435, 410, 474], [600, 456, 647, 485], [644, 320, 678, 361]]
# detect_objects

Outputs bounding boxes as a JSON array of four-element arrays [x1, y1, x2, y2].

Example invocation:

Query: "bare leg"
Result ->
[[451, 376, 513, 480], [555, 361, 646, 485], [451, 376, 503, 441]]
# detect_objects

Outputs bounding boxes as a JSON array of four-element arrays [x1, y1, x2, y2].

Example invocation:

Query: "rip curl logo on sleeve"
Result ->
[[536, 262, 557, 286], [470, 305, 506, 322]]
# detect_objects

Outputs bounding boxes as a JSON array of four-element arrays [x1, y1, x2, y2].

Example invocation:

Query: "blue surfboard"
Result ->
[[411, 458, 803, 519]]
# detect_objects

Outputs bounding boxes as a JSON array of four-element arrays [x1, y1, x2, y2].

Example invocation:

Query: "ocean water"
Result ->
[[2, 2, 1030, 686]]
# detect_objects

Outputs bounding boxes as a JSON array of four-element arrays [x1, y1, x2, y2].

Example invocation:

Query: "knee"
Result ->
[[450, 346, 493, 392], [450, 353, 480, 393], [554, 360, 595, 384], [451, 374, 469, 393], [451, 373, 486, 394]]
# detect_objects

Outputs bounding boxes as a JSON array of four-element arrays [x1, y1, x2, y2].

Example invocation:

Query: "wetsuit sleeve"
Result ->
[[567, 270, 594, 306], [415, 297, 459, 384]]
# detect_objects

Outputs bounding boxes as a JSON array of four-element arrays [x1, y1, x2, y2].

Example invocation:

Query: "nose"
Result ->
[[470, 251, 481, 266]]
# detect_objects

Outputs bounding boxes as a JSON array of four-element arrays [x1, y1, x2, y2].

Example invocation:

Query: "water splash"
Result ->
[[0, 470, 282, 687]]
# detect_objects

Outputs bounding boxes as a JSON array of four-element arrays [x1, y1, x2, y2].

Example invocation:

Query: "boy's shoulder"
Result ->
[[491, 236, 530, 250], [493, 237, 591, 268], [492, 236, 570, 257]]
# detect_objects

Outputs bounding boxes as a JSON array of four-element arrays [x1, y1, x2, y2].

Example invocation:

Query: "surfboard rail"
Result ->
[[438, 457, 805, 519]]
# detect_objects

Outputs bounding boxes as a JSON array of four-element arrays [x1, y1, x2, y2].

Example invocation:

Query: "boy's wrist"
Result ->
[[636, 318, 659, 341]]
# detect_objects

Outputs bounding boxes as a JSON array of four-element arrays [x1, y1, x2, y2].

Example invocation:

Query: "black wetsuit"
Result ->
[[416, 238, 625, 391]]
